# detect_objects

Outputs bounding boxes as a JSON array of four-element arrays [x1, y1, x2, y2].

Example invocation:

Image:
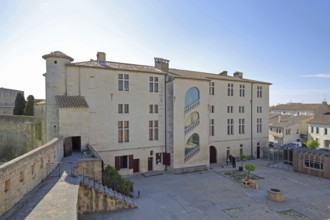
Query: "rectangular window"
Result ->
[[149, 104, 159, 113], [257, 118, 262, 133], [209, 81, 215, 95], [149, 120, 159, 140], [227, 83, 234, 96], [325, 128, 328, 135], [118, 121, 129, 143], [210, 119, 215, 136], [118, 74, 129, 91], [227, 119, 234, 135], [149, 76, 159, 92], [286, 129, 291, 135], [227, 106, 233, 113], [118, 104, 129, 113], [311, 127, 314, 133], [316, 127, 319, 134], [257, 86, 262, 98], [239, 106, 245, 113], [121, 156, 128, 169], [239, 118, 245, 134], [210, 105, 215, 113], [257, 106, 262, 113], [239, 85, 245, 97], [304, 160, 323, 170]]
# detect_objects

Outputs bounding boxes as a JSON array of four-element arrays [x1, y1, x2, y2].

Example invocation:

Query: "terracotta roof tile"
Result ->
[[42, 51, 74, 62], [55, 96, 88, 108], [168, 68, 271, 84], [68, 60, 165, 74], [272, 103, 330, 113], [309, 115, 330, 125]]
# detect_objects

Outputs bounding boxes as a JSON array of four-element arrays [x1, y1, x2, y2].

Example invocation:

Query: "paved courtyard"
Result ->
[[80, 160, 330, 220]]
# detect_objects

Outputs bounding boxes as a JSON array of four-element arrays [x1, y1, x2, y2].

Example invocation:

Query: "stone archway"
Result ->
[[209, 146, 217, 164]]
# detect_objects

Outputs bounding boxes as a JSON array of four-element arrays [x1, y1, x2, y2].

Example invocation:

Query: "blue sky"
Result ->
[[1, 0, 330, 105]]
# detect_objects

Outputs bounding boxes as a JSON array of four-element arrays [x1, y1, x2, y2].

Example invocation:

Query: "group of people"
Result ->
[[226, 155, 236, 168]]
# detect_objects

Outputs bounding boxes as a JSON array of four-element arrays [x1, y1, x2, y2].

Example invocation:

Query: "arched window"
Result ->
[[184, 111, 199, 129], [185, 87, 199, 108], [185, 133, 199, 155]]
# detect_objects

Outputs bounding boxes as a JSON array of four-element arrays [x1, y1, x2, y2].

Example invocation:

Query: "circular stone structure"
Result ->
[[267, 188, 284, 202]]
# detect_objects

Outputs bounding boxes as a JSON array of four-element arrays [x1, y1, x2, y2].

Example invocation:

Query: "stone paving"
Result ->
[[2, 153, 82, 220], [80, 160, 330, 220]]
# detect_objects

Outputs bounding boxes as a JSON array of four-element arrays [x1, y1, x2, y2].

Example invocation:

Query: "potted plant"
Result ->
[[239, 154, 248, 171], [245, 163, 256, 181]]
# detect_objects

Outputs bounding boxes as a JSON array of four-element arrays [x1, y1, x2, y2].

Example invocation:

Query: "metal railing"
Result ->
[[184, 100, 200, 114], [184, 145, 200, 162], [184, 119, 200, 135], [71, 164, 136, 207]]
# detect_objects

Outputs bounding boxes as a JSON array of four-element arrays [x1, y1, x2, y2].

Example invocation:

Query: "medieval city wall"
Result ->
[[0, 137, 63, 217], [0, 115, 45, 163]]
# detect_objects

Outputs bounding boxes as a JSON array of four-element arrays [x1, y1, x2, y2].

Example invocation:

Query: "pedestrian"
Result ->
[[226, 157, 229, 166], [232, 157, 236, 168]]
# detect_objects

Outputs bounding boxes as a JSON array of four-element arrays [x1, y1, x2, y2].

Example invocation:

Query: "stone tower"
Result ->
[[42, 51, 74, 141]]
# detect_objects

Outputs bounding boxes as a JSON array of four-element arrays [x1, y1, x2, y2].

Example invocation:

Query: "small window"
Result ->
[[5, 179, 11, 192], [54, 60, 57, 64], [20, 171, 24, 182]]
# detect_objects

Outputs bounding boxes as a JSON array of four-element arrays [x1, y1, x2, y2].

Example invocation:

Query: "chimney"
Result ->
[[154, 57, 170, 72], [233, 71, 243, 78], [97, 52, 106, 62], [219, 71, 228, 76]]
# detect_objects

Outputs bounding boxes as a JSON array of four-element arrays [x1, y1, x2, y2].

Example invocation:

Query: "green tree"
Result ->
[[305, 137, 319, 149], [103, 165, 133, 196], [245, 163, 256, 180], [24, 95, 34, 116], [13, 93, 26, 115]]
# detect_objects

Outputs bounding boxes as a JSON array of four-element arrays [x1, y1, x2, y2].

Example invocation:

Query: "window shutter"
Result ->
[[163, 152, 170, 166], [129, 155, 134, 169], [115, 156, 120, 170]]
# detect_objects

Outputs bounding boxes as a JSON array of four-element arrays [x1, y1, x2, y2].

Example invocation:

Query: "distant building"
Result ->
[[308, 114, 330, 149], [269, 113, 313, 146], [271, 101, 330, 116], [0, 88, 24, 115], [42, 51, 271, 174]]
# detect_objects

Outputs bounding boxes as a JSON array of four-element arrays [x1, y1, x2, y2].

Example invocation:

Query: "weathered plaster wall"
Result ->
[[0, 137, 64, 217]]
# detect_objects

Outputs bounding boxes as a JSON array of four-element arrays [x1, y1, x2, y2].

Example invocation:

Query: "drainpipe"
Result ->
[[164, 74, 167, 171], [250, 83, 254, 159]]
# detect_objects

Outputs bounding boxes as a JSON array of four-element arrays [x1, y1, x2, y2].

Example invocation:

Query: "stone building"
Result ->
[[0, 87, 24, 115], [308, 114, 330, 149], [42, 51, 271, 174]]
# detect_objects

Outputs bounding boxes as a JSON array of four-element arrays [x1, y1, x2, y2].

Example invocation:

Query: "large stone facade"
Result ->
[[42, 51, 271, 175]]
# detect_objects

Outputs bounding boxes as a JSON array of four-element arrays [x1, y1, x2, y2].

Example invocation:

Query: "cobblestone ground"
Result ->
[[80, 160, 330, 220]]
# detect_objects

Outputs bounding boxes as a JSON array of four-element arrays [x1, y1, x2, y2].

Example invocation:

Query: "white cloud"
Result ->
[[302, 74, 330, 78]]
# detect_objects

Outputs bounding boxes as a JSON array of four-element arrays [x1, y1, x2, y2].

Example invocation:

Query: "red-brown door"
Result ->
[[148, 157, 153, 171], [133, 159, 140, 173]]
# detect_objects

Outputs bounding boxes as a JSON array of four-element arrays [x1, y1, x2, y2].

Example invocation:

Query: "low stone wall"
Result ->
[[77, 184, 133, 215], [0, 137, 63, 217], [77, 159, 103, 183]]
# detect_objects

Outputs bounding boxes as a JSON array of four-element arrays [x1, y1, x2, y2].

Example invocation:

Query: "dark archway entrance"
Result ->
[[148, 157, 153, 171], [209, 146, 217, 164], [63, 136, 81, 157], [257, 143, 260, 159]]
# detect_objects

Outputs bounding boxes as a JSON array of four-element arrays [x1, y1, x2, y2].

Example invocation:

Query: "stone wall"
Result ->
[[77, 184, 133, 215], [0, 115, 45, 163], [76, 158, 103, 182], [0, 137, 63, 217]]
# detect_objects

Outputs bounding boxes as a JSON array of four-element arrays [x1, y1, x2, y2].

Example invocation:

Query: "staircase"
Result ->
[[71, 164, 136, 208]]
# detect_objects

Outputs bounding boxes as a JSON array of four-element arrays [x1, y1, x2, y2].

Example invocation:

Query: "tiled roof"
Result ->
[[68, 60, 165, 74], [42, 51, 74, 62], [269, 113, 313, 127], [168, 68, 271, 84], [55, 96, 89, 108], [272, 103, 330, 112], [309, 115, 330, 125]]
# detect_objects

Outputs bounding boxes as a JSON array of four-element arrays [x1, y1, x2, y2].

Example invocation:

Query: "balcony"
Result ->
[[184, 100, 200, 114], [185, 119, 200, 135], [184, 145, 200, 162]]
